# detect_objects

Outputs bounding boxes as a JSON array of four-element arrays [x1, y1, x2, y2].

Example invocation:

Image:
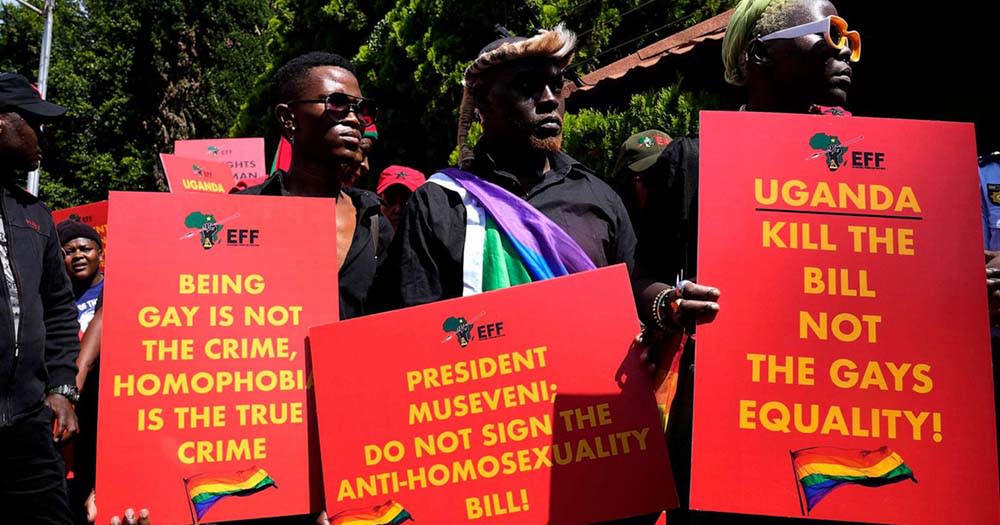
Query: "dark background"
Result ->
[[837, 1, 1000, 154], [568, 2, 1000, 155]]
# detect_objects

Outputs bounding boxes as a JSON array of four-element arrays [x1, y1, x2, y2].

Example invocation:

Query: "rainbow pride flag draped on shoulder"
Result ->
[[330, 500, 413, 525], [429, 168, 596, 294], [791, 446, 917, 512], [185, 466, 277, 521]]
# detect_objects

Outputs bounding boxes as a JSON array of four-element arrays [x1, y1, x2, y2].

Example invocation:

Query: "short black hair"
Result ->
[[272, 52, 357, 104]]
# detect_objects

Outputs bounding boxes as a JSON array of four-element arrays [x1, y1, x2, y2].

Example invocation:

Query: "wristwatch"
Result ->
[[47, 384, 80, 404]]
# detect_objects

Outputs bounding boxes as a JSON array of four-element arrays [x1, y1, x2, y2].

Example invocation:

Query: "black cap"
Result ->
[[57, 219, 102, 248], [0, 73, 66, 119]]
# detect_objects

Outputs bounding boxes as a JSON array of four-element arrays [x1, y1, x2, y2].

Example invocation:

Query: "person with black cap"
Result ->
[[0, 72, 82, 524]]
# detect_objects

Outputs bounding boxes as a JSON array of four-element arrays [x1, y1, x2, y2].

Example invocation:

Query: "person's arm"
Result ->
[[40, 211, 81, 441], [76, 306, 102, 391], [627, 136, 719, 335], [634, 278, 720, 332]]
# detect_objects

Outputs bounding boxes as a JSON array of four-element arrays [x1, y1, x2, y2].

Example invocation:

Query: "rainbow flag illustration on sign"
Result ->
[[185, 466, 277, 521], [329, 500, 414, 525], [791, 446, 917, 513]]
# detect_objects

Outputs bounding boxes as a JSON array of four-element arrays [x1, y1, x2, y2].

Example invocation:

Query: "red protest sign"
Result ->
[[691, 111, 1000, 523], [161, 154, 235, 194], [96, 192, 338, 524], [53, 200, 109, 269], [53, 200, 109, 235], [175, 138, 267, 189], [309, 265, 676, 524]]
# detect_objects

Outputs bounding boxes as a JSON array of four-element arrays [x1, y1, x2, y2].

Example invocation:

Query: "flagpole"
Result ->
[[789, 450, 806, 516], [183, 477, 199, 525]]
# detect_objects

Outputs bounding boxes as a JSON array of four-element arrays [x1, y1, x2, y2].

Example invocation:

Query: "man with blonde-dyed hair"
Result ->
[[632, 2, 861, 523], [377, 25, 722, 339], [377, 25, 638, 306]]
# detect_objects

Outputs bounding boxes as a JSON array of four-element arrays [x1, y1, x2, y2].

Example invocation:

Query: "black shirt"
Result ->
[[375, 145, 637, 310], [239, 172, 393, 319], [634, 137, 700, 284]]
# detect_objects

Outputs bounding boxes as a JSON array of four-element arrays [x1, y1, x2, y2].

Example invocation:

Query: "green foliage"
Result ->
[[447, 121, 481, 166], [0, 0, 272, 208], [230, 0, 392, 156], [2, 1, 735, 205], [239, 0, 734, 179], [562, 80, 719, 179], [349, 0, 544, 174]]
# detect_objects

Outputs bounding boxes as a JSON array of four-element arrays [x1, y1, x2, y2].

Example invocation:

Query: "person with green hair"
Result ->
[[636, 0, 861, 320], [722, 0, 858, 113], [632, 1, 862, 523]]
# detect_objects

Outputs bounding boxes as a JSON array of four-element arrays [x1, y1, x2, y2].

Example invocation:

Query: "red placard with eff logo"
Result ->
[[96, 191, 338, 524], [691, 111, 1000, 524], [309, 266, 676, 524], [161, 154, 235, 194], [174, 137, 266, 190]]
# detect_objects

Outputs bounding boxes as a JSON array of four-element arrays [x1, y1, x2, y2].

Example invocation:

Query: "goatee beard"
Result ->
[[529, 134, 562, 152]]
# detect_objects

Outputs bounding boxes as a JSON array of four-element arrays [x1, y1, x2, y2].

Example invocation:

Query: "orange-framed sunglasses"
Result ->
[[758, 15, 861, 62]]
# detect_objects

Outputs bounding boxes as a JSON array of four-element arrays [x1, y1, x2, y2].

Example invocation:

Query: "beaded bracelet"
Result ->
[[652, 286, 679, 331]]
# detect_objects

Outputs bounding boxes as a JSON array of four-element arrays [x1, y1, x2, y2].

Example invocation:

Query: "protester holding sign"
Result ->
[[639, 4, 861, 322], [88, 52, 390, 525], [624, 1, 866, 521], [377, 25, 634, 305], [0, 72, 81, 524], [632, 0, 993, 523], [635, 0, 861, 310], [376, 26, 719, 330], [241, 52, 392, 319]]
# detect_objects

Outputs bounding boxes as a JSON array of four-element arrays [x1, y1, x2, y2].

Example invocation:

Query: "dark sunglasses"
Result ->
[[287, 93, 378, 126]]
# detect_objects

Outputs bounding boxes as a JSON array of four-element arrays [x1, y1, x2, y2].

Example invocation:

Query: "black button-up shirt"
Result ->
[[239, 172, 393, 319], [375, 145, 637, 310]]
